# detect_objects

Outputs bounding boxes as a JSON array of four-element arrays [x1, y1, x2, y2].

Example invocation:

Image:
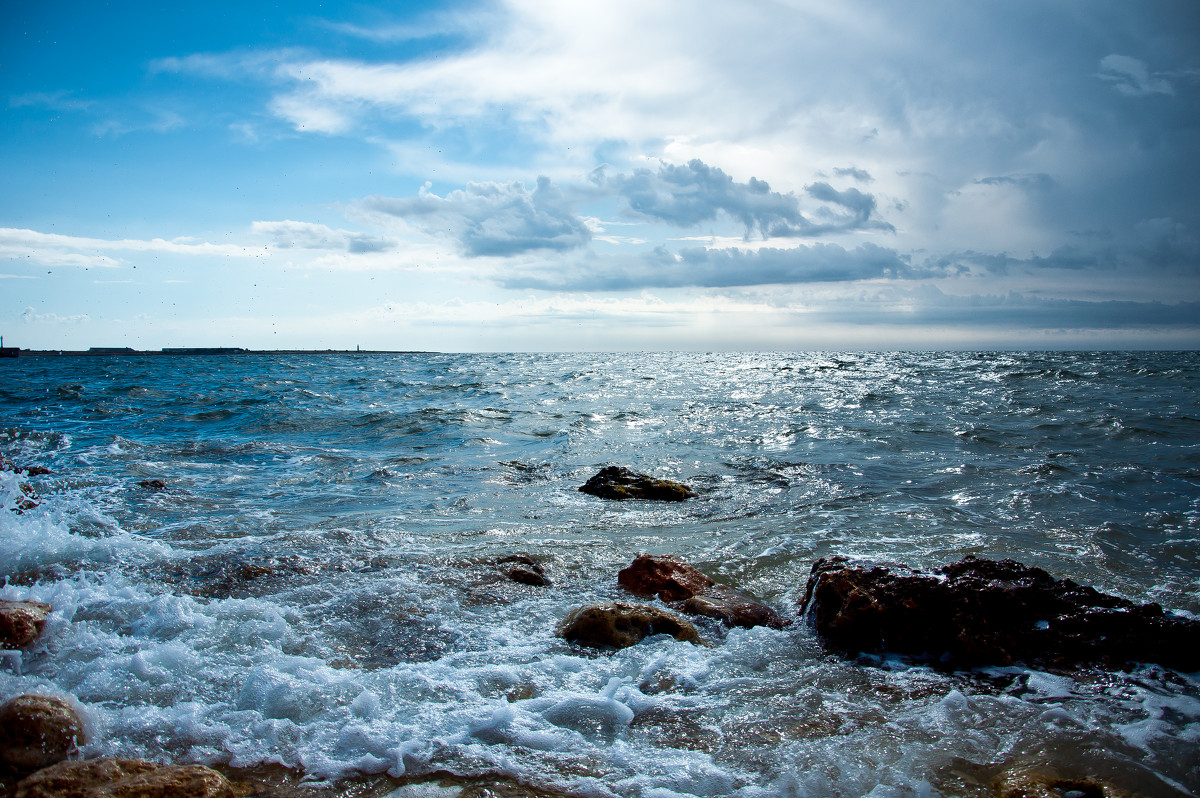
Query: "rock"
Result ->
[[15, 758, 237, 798], [800, 555, 1200, 670], [0, 695, 85, 771], [507, 566, 550, 586], [618, 554, 787, 629], [0, 600, 53, 649], [0, 458, 51, 477], [13, 484, 40, 512], [992, 765, 1138, 798], [498, 554, 550, 586], [618, 554, 713, 601], [136, 480, 166, 491], [558, 602, 701, 649], [682, 585, 787, 630], [578, 467, 696, 501]]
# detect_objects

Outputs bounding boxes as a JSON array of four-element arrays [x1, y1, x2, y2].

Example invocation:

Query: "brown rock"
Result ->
[[0, 600, 53, 649], [578, 467, 696, 501], [618, 554, 787, 629], [15, 758, 237, 798], [618, 555, 713, 601], [15, 759, 158, 798], [0, 459, 51, 477], [801, 555, 1200, 670], [0, 695, 85, 771], [558, 602, 701, 649], [682, 585, 787, 630]]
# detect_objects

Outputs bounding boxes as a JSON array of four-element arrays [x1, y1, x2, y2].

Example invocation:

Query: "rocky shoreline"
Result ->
[[3, 465, 1196, 796]]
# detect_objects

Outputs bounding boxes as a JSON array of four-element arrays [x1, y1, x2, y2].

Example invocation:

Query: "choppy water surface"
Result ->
[[2, 351, 1198, 796]]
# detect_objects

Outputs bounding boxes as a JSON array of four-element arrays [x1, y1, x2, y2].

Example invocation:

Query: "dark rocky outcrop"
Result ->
[[558, 602, 701, 649], [578, 467, 696, 502], [15, 758, 237, 798], [0, 695, 85, 771], [801, 555, 1200, 670], [136, 479, 166, 491], [618, 554, 787, 630], [0, 600, 52, 650]]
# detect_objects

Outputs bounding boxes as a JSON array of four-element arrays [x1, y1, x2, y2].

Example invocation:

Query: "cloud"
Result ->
[[251, 221, 396, 254], [1097, 55, 1175, 97], [833, 166, 874, 183], [607, 160, 891, 239], [974, 173, 1055, 191], [609, 160, 802, 236], [929, 218, 1200, 277], [362, 176, 591, 257], [0, 228, 261, 268], [20, 307, 91, 324], [501, 242, 917, 290]]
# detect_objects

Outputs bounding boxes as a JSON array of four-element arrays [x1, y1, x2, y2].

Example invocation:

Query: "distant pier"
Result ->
[[0, 347, 431, 358]]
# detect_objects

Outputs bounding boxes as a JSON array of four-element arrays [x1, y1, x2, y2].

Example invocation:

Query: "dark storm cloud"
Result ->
[[794, 286, 1200, 332], [608, 160, 891, 238], [931, 218, 1200, 276], [364, 176, 591, 257], [499, 242, 919, 290]]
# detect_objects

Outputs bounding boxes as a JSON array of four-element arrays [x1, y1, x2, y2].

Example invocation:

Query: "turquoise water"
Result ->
[[2, 352, 1198, 796]]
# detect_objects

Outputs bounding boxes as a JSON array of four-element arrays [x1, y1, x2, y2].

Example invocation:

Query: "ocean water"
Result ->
[[1, 351, 1198, 797]]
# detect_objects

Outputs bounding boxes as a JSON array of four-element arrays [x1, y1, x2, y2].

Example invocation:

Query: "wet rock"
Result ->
[[136, 479, 166, 491], [15, 758, 237, 798], [682, 585, 787, 630], [10, 483, 40, 513], [497, 554, 550, 586], [801, 555, 1200, 670], [618, 554, 713, 601], [618, 554, 787, 629], [507, 566, 549, 586], [992, 765, 1138, 798], [558, 602, 701, 649], [0, 600, 53, 649], [0, 695, 85, 771], [0, 458, 51, 477], [578, 466, 696, 501]]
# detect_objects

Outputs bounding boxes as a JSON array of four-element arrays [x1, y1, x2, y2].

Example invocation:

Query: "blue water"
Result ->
[[2, 351, 1198, 796]]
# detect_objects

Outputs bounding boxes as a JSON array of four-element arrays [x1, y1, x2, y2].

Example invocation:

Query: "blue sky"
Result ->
[[2, 0, 1198, 351]]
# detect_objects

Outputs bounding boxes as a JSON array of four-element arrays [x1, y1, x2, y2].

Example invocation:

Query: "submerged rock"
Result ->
[[618, 554, 787, 629], [801, 555, 1200, 670], [992, 765, 1138, 798], [15, 758, 237, 798], [558, 602, 701, 649], [0, 599, 53, 649], [136, 479, 166, 491], [497, 554, 550, 586], [578, 467, 696, 501], [0, 695, 85, 771]]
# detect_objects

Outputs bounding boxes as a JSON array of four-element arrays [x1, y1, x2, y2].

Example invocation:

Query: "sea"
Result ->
[[1, 351, 1198, 797]]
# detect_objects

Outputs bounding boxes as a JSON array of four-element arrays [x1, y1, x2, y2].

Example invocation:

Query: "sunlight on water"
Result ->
[[2, 352, 1198, 796]]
